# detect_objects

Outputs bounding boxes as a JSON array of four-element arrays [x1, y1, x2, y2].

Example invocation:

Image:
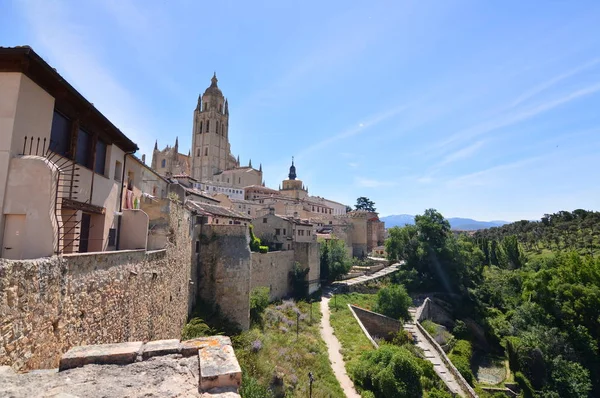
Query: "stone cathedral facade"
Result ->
[[189, 74, 263, 189]]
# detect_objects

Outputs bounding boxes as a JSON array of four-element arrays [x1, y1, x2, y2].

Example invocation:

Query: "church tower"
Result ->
[[191, 73, 235, 182]]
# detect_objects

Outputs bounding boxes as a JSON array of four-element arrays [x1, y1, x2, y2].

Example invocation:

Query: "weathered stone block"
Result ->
[[142, 339, 181, 359], [59, 341, 143, 371], [199, 344, 241, 392], [181, 336, 232, 357]]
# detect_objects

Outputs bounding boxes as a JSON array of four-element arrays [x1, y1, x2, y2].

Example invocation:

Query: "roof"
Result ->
[[244, 185, 279, 193], [0, 46, 138, 152], [230, 198, 259, 205], [178, 185, 220, 202], [256, 213, 313, 226], [187, 201, 252, 220]]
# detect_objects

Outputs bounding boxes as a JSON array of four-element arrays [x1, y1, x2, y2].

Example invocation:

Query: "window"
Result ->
[[114, 161, 122, 181], [195, 241, 200, 253], [205, 147, 208, 156], [283, 229, 286, 235], [275, 228, 280, 235], [49, 111, 71, 157], [263, 218, 267, 223], [161, 159, 166, 168], [197, 148, 200, 157], [222, 125, 224, 135], [75, 128, 92, 168], [215, 219, 219, 224], [206, 120, 210, 132], [219, 104, 222, 113], [248, 211, 251, 215], [204, 102, 208, 110], [216, 121, 219, 132], [127, 171, 134, 190], [229, 220, 233, 225], [95, 139, 107, 174], [308, 230, 311, 236], [239, 177, 241, 184], [199, 121, 203, 132]]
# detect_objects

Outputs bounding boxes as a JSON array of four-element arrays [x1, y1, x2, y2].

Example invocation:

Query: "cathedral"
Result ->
[[151, 137, 190, 177], [190, 73, 263, 188]]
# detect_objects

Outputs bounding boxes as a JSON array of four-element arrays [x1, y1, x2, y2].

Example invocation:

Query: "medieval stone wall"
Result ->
[[250, 251, 295, 300], [196, 224, 251, 330], [349, 305, 402, 341], [0, 203, 193, 371]]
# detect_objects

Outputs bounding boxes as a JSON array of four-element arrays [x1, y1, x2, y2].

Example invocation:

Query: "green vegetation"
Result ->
[[319, 237, 352, 282], [248, 224, 268, 253], [354, 196, 376, 212], [372, 284, 412, 321], [235, 299, 344, 398], [328, 293, 451, 397], [249, 287, 270, 324], [290, 262, 310, 300], [385, 208, 600, 397], [448, 340, 474, 387]]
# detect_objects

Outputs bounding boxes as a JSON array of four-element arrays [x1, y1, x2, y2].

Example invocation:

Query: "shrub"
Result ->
[[181, 317, 215, 340], [352, 345, 423, 398], [372, 284, 412, 321], [514, 372, 535, 398], [361, 391, 375, 398], [452, 320, 468, 339], [250, 287, 270, 324], [248, 224, 262, 252], [451, 340, 472, 359], [427, 388, 454, 398], [290, 262, 310, 300], [239, 371, 274, 398], [449, 354, 474, 386], [259, 245, 269, 253]]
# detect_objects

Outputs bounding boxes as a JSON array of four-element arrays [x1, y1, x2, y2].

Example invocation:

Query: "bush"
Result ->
[[248, 225, 262, 252], [361, 391, 376, 398], [352, 345, 423, 398], [449, 354, 475, 386], [181, 317, 215, 340], [514, 372, 535, 398], [290, 262, 309, 300], [239, 370, 274, 398], [372, 284, 412, 321], [259, 245, 269, 253], [452, 320, 468, 339], [427, 388, 454, 398], [250, 287, 270, 324], [451, 340, 472, 359]]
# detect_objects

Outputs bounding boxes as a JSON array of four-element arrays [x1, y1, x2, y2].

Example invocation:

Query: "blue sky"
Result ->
[[2, 0, 600, 221]]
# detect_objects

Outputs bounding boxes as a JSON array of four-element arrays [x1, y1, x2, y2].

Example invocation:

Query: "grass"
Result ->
[[327, 293, 378, 374], [234, 299, 345, 398]]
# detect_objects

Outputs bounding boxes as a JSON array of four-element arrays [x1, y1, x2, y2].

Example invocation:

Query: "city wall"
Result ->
[[250, 251, 295, 300], [0, 203, 193, 371]]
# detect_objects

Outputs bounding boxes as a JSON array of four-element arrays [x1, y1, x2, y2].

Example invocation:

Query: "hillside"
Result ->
[[381, 214, 509, 231]]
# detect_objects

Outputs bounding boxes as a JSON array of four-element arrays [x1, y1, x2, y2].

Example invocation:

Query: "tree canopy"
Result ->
[[355, 196, 376, 212]]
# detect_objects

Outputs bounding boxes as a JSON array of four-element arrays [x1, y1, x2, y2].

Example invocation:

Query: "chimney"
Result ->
[[141, 154, 146, 164]]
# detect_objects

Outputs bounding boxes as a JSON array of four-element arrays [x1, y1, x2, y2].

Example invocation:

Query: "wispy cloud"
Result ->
[[439, 140, 487, 166], [19, 0, 155, 157], [355, 177, 397, 188], [446, 157, 542, 188], [348, 162, 359, 169], [438, 81, 600, 151], [297, 104, 409, 158], [510, 58, 600, 108]]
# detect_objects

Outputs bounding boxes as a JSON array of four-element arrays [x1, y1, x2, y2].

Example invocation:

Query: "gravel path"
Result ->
[[319, 294, 361, 398]]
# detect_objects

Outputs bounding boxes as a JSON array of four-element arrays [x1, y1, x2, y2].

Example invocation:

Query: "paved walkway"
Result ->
[[319, 293, 361, 398], [404, 308, 466, 397], [332, 263, 399, 288]]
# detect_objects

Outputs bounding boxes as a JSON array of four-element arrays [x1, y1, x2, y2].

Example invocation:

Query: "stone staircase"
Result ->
[[404, 307, 468, 397]]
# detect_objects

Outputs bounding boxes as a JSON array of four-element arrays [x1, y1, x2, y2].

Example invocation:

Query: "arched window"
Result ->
[[161, 159, 166, 168], [197, 148, 200, 157], [216, 121, 219, 133], [221, 124, 224, 135], [205, 147, 208, 156], [199, 121, 203, 132], [206, 120, 210, 132]]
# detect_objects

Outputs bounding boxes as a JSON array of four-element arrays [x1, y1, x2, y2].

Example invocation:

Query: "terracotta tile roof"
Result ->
[[187, 201, 252, 220]]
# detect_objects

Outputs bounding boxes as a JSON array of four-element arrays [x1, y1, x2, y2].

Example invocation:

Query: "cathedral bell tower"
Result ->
[[191, 73, 234, 182]]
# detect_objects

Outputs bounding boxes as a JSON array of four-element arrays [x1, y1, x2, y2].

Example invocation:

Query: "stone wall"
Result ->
[[196, 224, 251, 330], [250, 251, 295, 300], [0, 203, 193, 371], [349, 305, 402, 342], [293, 241, 320, 294]]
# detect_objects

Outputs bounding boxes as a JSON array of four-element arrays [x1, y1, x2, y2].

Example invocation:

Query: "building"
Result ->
[[252, 208, 315, 251], [190, 74, 262, 187], [347, 210, 386, 258], [187, 201, 251, 226], [0, 46, 150, 258], [151, 137, 190, 177], [308, 195, 347, 216], [279, 158, 308, 200], [193, 181, 245, 200], [245, 185, 280, 201], [213, 194, 265, 218]]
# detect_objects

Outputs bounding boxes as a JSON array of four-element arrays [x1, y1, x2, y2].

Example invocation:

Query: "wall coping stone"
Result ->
[[142, 339, 181, 360], [59, 342, 144, 371], [199, 344, 242, 392]]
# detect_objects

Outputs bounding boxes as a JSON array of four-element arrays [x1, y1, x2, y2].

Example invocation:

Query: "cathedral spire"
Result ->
[[175, 136, 179, 149], [237, 154, 240, 166], [196, 94, 201, 111], [225, 98, 229, 115], [249, 158, 252, 168], [211, 72, 218, 87], [154, 140, 158, 151], [288, 157, 296, 180], [259, 163, 262, 172]]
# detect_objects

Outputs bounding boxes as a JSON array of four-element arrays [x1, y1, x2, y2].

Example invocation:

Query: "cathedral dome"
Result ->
[[204, 73, 223, 97], [288, 158, 297, 180]]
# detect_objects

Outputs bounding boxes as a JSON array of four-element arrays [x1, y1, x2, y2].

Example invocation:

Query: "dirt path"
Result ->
[[320, 294, 361, 398]]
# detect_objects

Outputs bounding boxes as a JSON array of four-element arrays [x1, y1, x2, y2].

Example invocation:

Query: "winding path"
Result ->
[[319, 292, 360, 398]]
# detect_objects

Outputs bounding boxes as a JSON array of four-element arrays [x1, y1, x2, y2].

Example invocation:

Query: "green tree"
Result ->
[[249, 287, 270, 324], [373, 284, 412, 321], [319, 238, 352, 282], [355, 196, 376, 212]]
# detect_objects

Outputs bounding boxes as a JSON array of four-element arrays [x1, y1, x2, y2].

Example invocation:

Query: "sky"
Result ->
[[2, 0, 600, 221]]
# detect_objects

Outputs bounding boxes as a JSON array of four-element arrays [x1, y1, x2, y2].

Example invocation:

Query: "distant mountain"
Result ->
[[380, 214, 510, 231]]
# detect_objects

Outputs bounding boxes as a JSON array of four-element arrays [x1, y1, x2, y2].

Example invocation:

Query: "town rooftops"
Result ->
[[187, 201, 252, 220], [0, 46, 138, 152]]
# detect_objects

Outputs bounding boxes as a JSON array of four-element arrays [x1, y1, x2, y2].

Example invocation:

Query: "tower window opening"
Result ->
[[205, 147, 208, 156], [206, 120, 210, 132], [204, 102, 208, 110], [161, 159, 166, 168], [197, 149, 200, 157], [221, 125, 224, 135], [199, 121, 203, 132]]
